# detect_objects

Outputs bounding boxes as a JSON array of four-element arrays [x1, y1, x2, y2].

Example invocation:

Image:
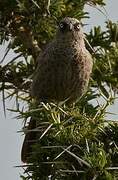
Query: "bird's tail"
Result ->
[[21, 117, 37, 163]]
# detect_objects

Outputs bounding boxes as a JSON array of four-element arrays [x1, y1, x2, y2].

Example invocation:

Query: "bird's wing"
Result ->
[[30, 41, 57, 101]]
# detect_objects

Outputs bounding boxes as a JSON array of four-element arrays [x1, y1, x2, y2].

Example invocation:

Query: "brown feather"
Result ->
[[21, 17, 93, 162]]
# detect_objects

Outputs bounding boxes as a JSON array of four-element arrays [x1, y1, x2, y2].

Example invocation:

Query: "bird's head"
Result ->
[[56, 17, 84, 42]]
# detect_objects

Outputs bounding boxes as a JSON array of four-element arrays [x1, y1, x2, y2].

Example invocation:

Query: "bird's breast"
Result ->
[[50, 45, 92, 102], [31, 43, 92, 103]]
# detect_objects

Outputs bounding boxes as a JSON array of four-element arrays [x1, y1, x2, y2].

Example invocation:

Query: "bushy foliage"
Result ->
[[0, 0, 118, 179]]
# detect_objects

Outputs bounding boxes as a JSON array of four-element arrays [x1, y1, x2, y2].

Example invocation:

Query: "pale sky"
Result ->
[[0, 1, 118, 179]]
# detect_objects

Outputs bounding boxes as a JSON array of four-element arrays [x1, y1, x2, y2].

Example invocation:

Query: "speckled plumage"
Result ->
[[31, 18, 93, 102], [21, 17, 93, 162]]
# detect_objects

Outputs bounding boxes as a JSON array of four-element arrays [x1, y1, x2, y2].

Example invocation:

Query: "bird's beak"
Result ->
[[69, 23, 73, 31]]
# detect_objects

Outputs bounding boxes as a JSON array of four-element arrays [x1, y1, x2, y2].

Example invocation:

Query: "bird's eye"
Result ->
[[59, 22, 65, 29], [74, 23, 80, 31]]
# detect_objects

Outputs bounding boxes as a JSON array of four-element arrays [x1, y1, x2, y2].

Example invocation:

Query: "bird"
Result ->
[[21, 17, 93, 163]]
